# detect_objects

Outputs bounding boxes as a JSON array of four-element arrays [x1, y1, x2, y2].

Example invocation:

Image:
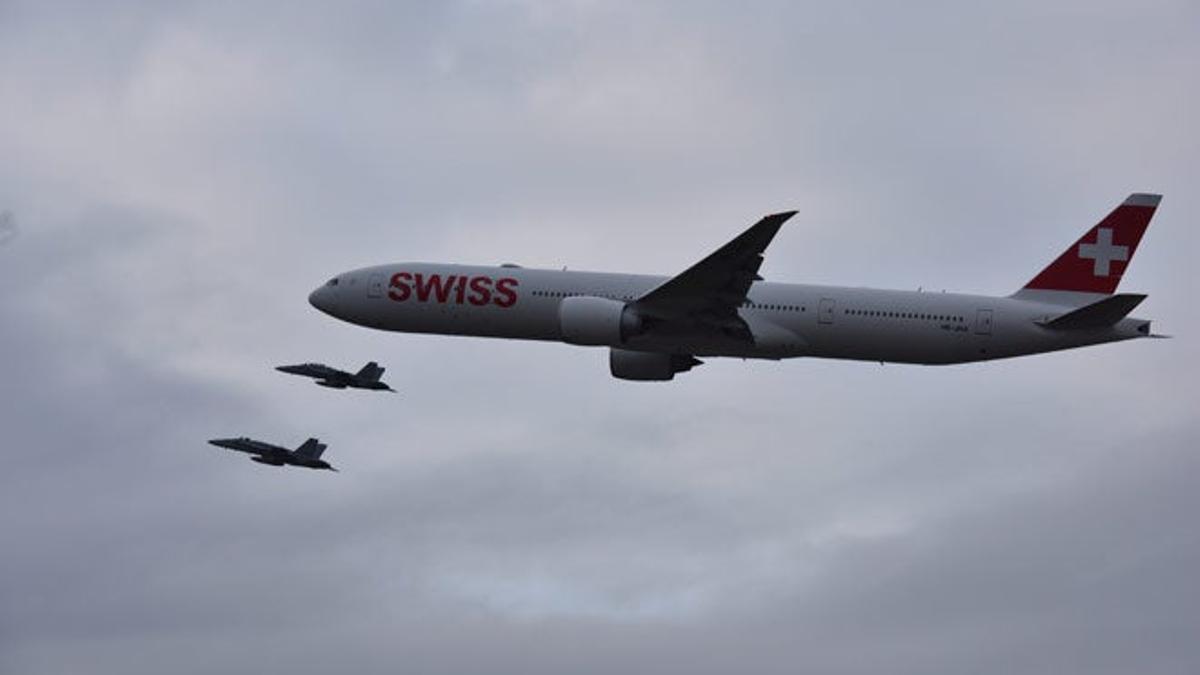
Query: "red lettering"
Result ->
[[468, 276, 493, 305], [494, 277, 519, 308], [387, 272, 413, 301], [454, 275, 468, 304], [414, 274, 456, 303], [392, 272, 514, 306]]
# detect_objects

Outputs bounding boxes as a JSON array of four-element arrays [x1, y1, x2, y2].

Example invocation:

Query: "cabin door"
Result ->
[[975, 309, 994, 335], [818, 298, 836, 325]]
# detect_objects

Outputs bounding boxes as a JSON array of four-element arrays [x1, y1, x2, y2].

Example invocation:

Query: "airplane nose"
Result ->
[[308, 287, 325, 311], [309, 282, 337, 316]]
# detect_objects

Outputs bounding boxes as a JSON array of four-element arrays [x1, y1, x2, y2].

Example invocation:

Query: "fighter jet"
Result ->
[[208, 436, 337, 471], [275, 361, 394, 391]]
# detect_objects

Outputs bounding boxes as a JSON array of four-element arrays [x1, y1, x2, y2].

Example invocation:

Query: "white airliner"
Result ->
[[309, 194, 1163, 380]]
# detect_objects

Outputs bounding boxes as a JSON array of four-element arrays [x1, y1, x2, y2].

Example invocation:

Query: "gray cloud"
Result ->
[[1, 1, 1198, 673]]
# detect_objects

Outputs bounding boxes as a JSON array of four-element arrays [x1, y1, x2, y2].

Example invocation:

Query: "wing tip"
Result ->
[[756, 210, 797, 230]]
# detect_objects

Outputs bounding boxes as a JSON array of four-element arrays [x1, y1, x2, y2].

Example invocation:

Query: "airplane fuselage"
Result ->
[[276, 362, 393, 391], [208, 437, 335, 470], [309, 263, 1151, 366]]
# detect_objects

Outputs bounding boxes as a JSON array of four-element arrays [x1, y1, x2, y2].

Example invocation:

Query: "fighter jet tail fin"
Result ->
[[356, 361, 384, 382], [293, 438, 327, 461]]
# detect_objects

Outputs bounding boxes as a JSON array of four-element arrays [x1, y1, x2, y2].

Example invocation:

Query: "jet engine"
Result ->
[[609, 348, 702, 381], [558, 296, 643, 346]]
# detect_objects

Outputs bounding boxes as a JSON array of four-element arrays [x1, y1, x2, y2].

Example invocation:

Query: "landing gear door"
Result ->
[[368, 273, 384, 299], [975, 309, 993, 335], [818, 298, 836, 325]]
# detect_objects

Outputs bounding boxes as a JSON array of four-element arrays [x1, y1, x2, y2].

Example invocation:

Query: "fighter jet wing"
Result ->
[[277, 363, 341, 379], [632, 211, 796, 340]]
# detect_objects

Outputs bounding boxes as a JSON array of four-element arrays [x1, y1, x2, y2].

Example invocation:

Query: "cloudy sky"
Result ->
[[1, 1, 1198, 673]]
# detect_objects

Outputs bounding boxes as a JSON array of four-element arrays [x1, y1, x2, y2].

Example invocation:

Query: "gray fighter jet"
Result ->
[[208, 436, 337, 471], [275, 361, 394, 391]]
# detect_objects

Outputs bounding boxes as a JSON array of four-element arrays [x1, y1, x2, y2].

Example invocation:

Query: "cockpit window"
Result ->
[[327, 278, 339, 287]]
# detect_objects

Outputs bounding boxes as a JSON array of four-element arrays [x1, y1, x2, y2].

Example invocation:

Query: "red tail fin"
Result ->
[[1022, 193, 1160, 295]]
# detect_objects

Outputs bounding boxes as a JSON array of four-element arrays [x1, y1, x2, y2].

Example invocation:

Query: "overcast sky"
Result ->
[[1, 1, 1198, 673]]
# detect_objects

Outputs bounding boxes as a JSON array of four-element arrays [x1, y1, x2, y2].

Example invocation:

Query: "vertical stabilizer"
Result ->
[[293, 438, 327, 461], [1016, 194, 1159, 304], [355, 362, 384, 382]]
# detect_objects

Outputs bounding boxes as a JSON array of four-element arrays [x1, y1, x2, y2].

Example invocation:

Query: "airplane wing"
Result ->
[[314, 364, 348, 380], [277, 363, 340, 379], [209, 438, 289, 458], [632, 211, 796, 340]]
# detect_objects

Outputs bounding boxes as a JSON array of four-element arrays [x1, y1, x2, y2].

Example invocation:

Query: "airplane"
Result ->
[[307, 194, 1164, 381], [208, 436, 337, 471], [275, 361, 394, 391]]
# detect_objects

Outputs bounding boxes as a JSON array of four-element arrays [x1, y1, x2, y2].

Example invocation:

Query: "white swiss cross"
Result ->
[[1078, 227, 1128, 277]]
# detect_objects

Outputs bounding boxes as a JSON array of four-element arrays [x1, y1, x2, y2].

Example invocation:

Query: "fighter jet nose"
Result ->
[[308, 287, 326, 312]]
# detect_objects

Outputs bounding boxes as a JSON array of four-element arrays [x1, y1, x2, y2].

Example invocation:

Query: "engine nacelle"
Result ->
[[609, 349, 703, 381], [250, 456, 286, 466], [558, 296, 642, 346]]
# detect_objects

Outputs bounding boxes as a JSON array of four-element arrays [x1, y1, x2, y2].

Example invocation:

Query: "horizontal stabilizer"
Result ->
[[1041, 293, 1146, 330]]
